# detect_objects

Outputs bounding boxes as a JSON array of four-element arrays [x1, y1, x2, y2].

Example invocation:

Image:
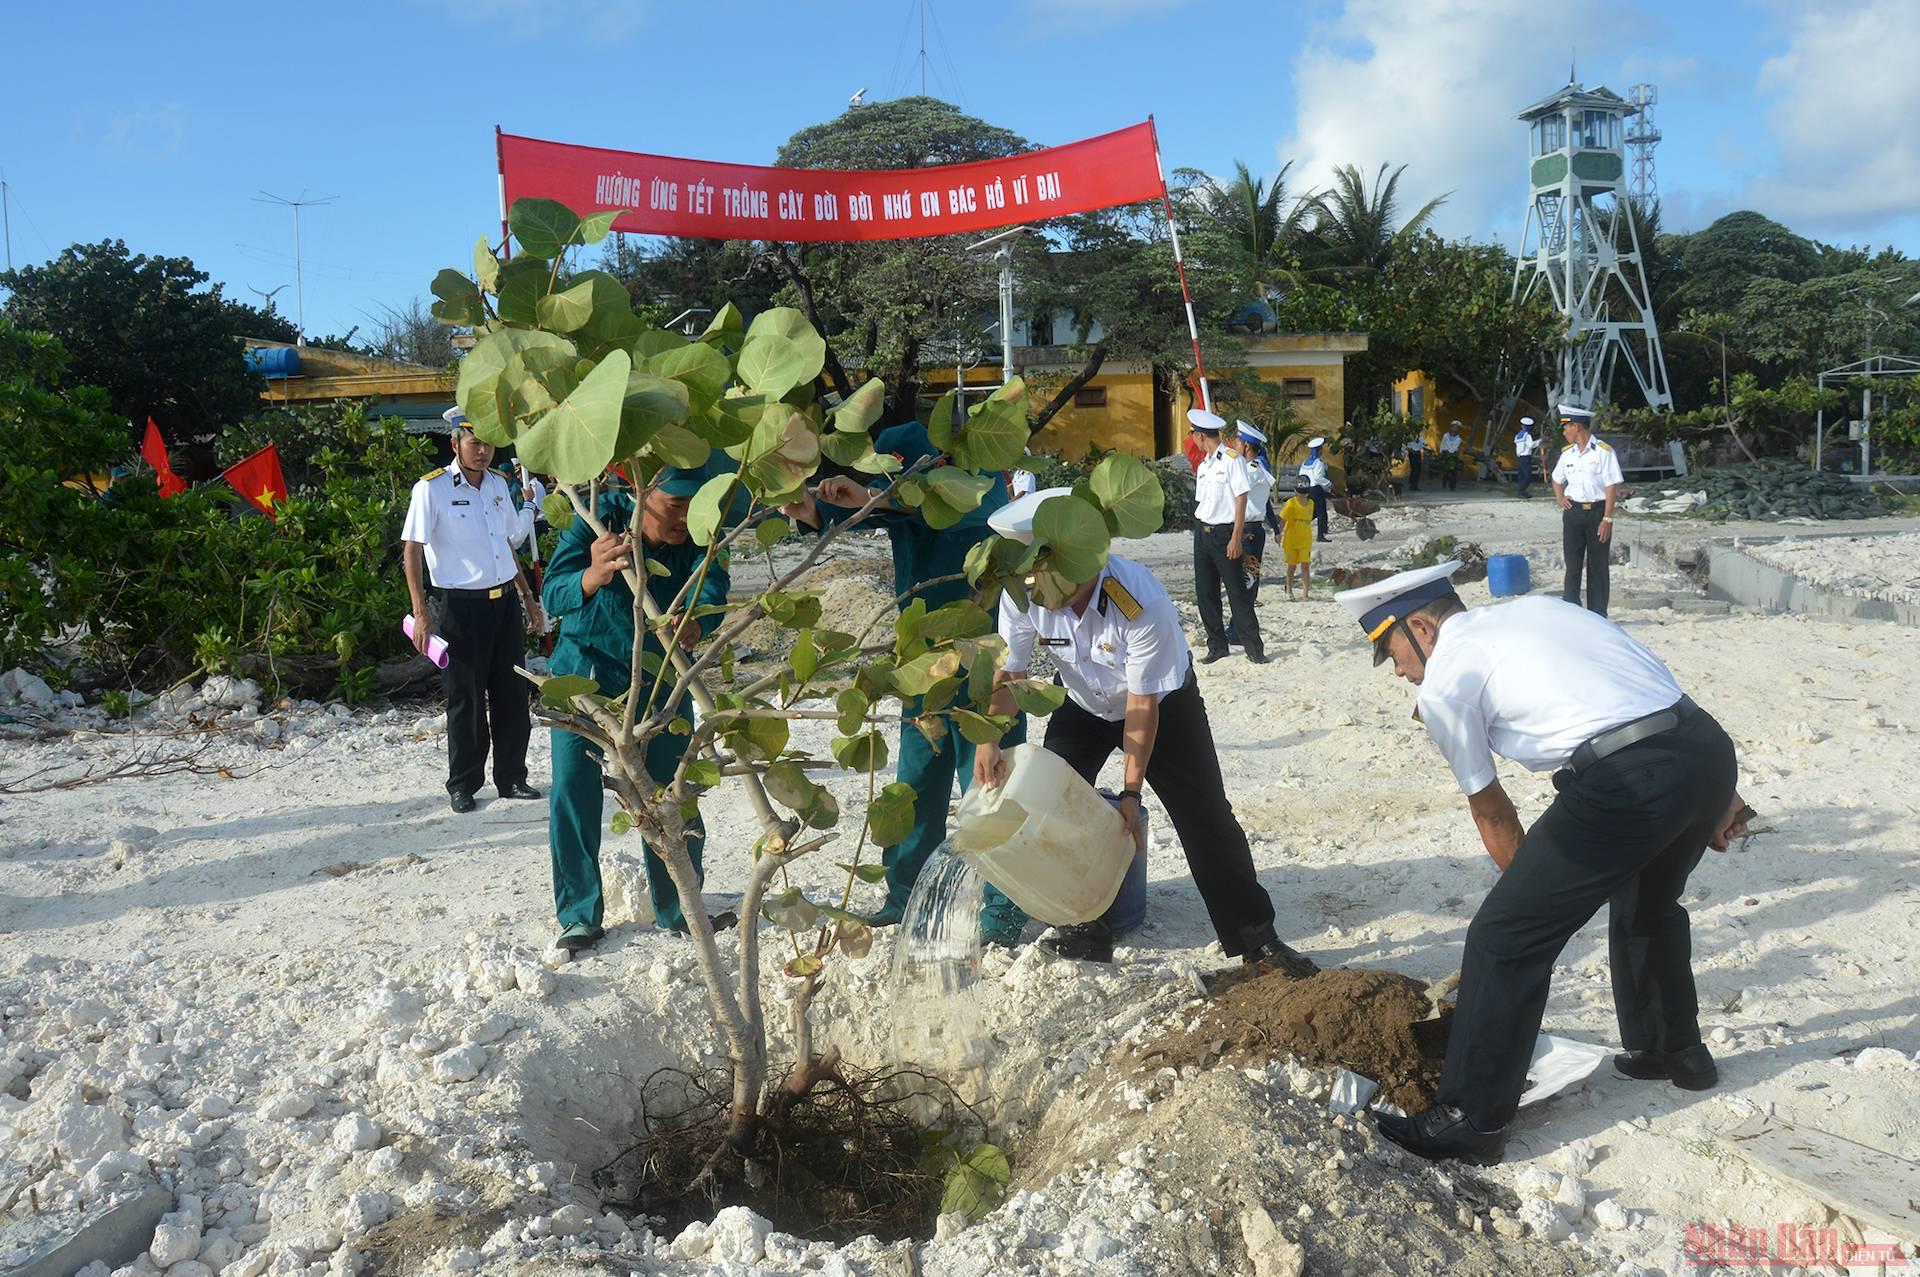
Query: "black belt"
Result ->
[[440, 584, 514, 601], [1568, 501, 1603, 511], [1568, 696, 1698, 772], [1198, 520, 1238, 531]]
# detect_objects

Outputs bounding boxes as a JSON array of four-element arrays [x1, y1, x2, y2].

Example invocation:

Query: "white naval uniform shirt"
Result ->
[[1297, 456, 1331, 492], [1416, 597, 1685, 795], [400, 466, 536, 590], [1246, 460, 1276, 523], [1551, 438, 1624, 503], [1010, 469, 1038, 499], [1193, 446, 1251, 525], [1438, 432, 1462, 454], [1404, 435, 1426, 454], [999, 556, 1191, 723], [1513, 431, 1538, 458]]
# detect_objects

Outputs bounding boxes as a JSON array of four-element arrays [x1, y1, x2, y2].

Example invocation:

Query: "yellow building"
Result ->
[[1390, 370, 1553, 477], [923, 333, 1368, 463]]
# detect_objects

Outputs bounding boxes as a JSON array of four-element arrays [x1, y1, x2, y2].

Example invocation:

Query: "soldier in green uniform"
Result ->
[[784, 422, 1028, 942], [541, 464, 734, 953]]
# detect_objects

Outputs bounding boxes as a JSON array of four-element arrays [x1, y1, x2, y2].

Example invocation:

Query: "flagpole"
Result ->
[[1149, 117, 1210, 413], [496, 126, 510, 261]]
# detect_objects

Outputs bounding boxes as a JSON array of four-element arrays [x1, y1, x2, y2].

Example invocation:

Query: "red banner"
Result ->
[[498, 121, 1165, 243]]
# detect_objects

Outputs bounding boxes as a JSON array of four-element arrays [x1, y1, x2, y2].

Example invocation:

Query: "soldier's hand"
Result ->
[[779, 489, 820, 528], [1117, 794, 1146, 854], [410, 610, 434, 656], [663, 611, 699, 650], [525, 602, 545, 634], [1709, 794, 1756, 852], [972, 742, 1006, 790], [816, 475, 871, 507], [1227, 534, 1244, 561], [584, 532, 632, 589]]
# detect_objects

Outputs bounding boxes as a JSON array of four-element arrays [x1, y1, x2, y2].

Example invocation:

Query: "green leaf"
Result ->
[[495, 254, 551, 327], [539, 673, 599, 709], [924, 389, 960, 453], [791, 628, 818, 682], [949, 378, 1030, 473], [1033, 492, 1111, 582], [756, 517, 790, 549], [831, 731, 888, 773], [838, 861, 891, 884], [762, 591, 822, 629], [510, 198, 582, 259], [830, 377, 887, 433], [742, 714, 789, 761], [648, 422, 711, 469], [763, 760, 819, 811], [534, 277, 597, 333], [687, 471, 740, 547], [784, 954, 825, 978], [541, 491, 576, 530], [917, 600, 991, 642], [457, 328, 576, 445], [763, 888, 819, 932], [803, 787, 840, 830], [866, 781, 917, 847], [472, 236, 501, 294], [1008, 680, 1067, 716], [737, 307, 826, 399], [514, 350, 632, 485], [429, 268, 484, 327], [647, 340, 732, 413], [942, 1144, 1011, 1220], [609, 810, 633, 835], [893, 648, 962, 696], [918, 468, 993, 530], [821, 429, 887, 471], [1087, 453, 1166, 538], [577, 209, 620, 244], [684, 758, 722, 787], [697, 301, 744, 352], [617, 373, 694, 458], [952, 709, 1012, 746], [835, 688, 869, 736]]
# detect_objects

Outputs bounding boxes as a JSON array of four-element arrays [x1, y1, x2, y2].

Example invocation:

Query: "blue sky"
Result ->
[[4, 0, 1915, 341]]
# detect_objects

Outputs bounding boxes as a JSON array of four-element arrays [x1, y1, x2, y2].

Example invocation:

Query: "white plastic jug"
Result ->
[[951, 744, 1133, 924]]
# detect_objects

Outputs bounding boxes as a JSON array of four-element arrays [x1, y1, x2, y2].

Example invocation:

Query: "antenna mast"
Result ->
[[1626, 84, 1662, 205], [2, 175, 12, 272], [252, 191, 337, 346], [919, 0, 927, 96]]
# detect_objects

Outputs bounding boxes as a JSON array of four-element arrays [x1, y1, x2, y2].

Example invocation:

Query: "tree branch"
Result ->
[[771, 244, 853, 400], [1029, 342, 1106, 435]]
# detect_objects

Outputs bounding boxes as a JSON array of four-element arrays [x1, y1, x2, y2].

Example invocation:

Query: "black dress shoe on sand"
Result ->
[[1373, 1104, 1509, 1165], [498, 781, 543, 800], [1040, 921, 1114, 963], [1243, 939, 1318, 979], [1615, 1043, 1717, 1090], [1200, 649, 1230, 665], [450, 790, 477, 813]]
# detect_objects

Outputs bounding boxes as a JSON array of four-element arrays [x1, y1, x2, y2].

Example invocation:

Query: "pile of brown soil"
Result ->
[[1136, 968, 1450, 1112]]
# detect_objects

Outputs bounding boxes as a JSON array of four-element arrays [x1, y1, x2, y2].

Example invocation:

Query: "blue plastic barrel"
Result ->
[[245, 346, 301, 379], [1099, 791, 1149, 935], [1488, 554, 1531, 597]]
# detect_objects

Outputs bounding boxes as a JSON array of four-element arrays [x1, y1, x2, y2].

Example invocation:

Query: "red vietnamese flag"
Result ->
[[221, 444, 289, 521], [141, 418, 188, 498]]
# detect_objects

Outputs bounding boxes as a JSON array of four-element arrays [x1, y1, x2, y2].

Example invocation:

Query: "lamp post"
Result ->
[[964, 225, 1034, 389]]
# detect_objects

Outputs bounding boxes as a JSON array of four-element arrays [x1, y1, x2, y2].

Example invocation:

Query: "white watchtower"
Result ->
[[1513, 81, 1672, 412]]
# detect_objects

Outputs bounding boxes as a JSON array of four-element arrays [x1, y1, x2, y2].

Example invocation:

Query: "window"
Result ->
[[1407, 386, 1425, 419], [1535, 115, 1566, 154], [1282, 378, 1316, 398], [1580, 109, 1616, 149], [1072, 386, 1107, 408]]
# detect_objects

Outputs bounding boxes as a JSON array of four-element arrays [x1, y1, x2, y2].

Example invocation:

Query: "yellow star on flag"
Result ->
[[257, 486, 278, 509]]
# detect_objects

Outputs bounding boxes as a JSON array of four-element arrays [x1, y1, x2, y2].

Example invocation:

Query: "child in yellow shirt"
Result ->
[[1279, 475, 1316, 599]]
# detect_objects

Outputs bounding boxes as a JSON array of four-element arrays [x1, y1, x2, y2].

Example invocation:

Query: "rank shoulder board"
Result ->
[[421, 467, 446, 482], [1100, 578, 1143, 621]]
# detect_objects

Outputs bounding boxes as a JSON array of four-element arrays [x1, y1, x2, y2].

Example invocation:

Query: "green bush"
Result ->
[[1, 320, 435, 695]]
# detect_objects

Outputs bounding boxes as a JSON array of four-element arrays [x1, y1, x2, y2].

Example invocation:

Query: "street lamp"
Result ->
[[964, 225, 1035, 389]]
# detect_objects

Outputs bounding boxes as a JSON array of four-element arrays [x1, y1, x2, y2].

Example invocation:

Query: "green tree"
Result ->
[[1302, 163, 1448, 279], [1668, 211, 1822, 313], [1182, 159, 1314, 300], [0, 240, 279, 454]]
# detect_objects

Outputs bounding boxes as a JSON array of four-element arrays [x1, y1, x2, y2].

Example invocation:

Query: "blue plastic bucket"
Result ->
[[1487, 554, 1531, 597], [1099, 792, 1149, 934]]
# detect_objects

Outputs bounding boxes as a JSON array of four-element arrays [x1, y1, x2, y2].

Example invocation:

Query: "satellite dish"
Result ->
[[849, 87, 868, 107]]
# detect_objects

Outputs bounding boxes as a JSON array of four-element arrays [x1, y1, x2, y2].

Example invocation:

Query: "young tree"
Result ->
[[432, 198, 1163, 1165]]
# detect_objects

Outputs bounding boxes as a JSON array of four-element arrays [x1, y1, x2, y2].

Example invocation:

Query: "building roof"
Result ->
[[1516, 82, 1635, 121]]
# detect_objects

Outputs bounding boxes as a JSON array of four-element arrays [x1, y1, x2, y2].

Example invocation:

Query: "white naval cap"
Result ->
[[1187, 408, 1226, 434], [441, 405, 473, 433], [1307, 436, 1326, 448], [988, 486, 1074, 544], [1519, 416, 1535, 427], [1449, 419, 1463, 427], [1557, 403, 1594, 422], [1334, 560, 1465, 665], [1237, 420, 1267, 444]]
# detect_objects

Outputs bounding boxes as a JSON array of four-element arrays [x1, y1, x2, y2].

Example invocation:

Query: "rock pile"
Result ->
[[1628, 464, 1885, 522]]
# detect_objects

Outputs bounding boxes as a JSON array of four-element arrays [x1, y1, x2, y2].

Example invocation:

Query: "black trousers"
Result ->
[[1439, 452, 1460, 490], [1407, 452, 1423, 490], [1561, 503, 1611, 616], [1044, 673, 1277, 956], [438, 589, 532, 797], [1193, 523, 1263, 656], [1308, 487, 1329, 539], [1516, 455, 1535, 498], [1437, 710, 1737, 1128]]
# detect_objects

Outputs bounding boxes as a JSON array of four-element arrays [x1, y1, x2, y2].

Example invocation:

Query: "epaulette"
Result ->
[[421, 467, 446, 481], [1596, 441, 1613, 451], [1101, 577, 1143, 621]]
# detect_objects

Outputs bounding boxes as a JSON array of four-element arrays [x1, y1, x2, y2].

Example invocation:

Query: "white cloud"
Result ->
[[1746, 0, 1920, 233], [102, 101, 186, 160], [1277, 0, 1635, 242]]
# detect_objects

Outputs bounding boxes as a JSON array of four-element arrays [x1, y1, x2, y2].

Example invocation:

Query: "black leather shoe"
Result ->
[[1039, 921, 1114, 963], [1243, 939, 1318, 979], [1247, 651, 1271, 665], [668, 909, 740, 936], [1372, 1104, 1509, 1165], [449, 790, 477, 813], [1615, 1043, 1717, 1090], [556, 923, 605, 953], [498, 781, 543, 800], [1200, 649, 1230, 665]]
